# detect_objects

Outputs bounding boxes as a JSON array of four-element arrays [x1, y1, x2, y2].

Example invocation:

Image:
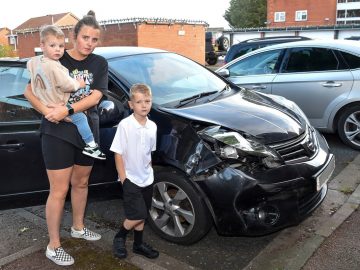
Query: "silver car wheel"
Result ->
[[150, 181, 195, 237], [344, 111, 360, 147]]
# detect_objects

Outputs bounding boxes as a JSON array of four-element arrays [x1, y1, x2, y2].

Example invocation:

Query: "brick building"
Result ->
[[267, 0, 360, 27], [0, 27, 10, 45], [13, 13, 207, 65]]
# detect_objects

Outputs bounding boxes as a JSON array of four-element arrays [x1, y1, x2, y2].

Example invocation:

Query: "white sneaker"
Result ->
[[46, 246, 74, 266], [71, 227, 101, 241]]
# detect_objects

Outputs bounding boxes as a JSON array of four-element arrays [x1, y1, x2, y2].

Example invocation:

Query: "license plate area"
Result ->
[[316, 154, 335, 191]]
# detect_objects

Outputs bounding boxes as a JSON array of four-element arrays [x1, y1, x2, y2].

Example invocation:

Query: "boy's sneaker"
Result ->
[[71, 227, 101, 241], [46, 246, 74, 266], [82, 144, 106, 160], [133, 242, 159, 259], [113, 237, 127, 259]]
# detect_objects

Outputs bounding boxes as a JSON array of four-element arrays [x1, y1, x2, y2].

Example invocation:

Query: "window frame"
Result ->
[[274, 12, 286, 22], [295, 10, 308, 21]]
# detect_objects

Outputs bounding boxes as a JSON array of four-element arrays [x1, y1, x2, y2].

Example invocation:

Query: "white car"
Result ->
[[217, 39, 360, 150]]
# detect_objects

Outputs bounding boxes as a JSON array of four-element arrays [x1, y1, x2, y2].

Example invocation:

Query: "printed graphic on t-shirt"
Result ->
[[68, 69, 94, 104]]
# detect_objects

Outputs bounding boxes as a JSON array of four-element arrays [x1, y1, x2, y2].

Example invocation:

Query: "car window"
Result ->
[[0, 66, 39, 122], [231, 45, 256, 60], [109, 52, 226, 106], [227, 49, 282, 76], [284, 47, 340, 73], [341, 51, 360, 69]]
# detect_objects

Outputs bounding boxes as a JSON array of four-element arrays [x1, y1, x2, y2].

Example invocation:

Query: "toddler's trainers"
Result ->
[[82, 144, 106, 160], [71, 227, 101, 241], [46, 246, 74, 266]]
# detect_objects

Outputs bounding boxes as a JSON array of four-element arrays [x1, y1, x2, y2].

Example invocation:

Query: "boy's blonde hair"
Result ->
[[39, 25, 65, 43], [130, 83, 152, 100]]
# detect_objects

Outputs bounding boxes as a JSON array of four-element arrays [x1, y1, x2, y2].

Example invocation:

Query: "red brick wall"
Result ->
[[16, 28, 73, 58], [136, 24, 205, 64], [16, 22, 206, 64], [100, 24, 138, 46], [267, 0, 337, 27], [0, 28, 10, 45]]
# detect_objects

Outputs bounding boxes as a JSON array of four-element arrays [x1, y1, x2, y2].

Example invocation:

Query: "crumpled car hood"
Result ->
[[160, 91, 306, 144]]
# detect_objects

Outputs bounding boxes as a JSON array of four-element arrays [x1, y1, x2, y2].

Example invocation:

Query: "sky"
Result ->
[[1, 0, 231, 30]]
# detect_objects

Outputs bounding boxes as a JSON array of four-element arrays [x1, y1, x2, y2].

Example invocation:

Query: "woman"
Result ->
[[24, 10, 107, 266]]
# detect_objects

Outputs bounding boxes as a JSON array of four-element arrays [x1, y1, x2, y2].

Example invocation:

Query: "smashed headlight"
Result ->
[[198, 126, 283, 169]]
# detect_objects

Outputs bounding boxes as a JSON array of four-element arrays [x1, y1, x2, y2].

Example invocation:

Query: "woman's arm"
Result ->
[[45, 89, 103, 123]]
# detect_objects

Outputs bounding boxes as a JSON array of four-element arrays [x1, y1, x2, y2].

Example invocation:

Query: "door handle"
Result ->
[[322, 82, 342, 87], [0, 143, 25, 151], [251, 85, 267, 90]]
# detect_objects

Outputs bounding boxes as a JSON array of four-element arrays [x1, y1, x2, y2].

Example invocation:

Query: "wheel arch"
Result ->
[[332, 101, 360, 133], [153, 165, 217, 226]]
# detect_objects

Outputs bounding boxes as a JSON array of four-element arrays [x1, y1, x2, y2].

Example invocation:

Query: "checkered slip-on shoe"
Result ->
[[71, 227, 101, 241], [46, 246, 74, 266]]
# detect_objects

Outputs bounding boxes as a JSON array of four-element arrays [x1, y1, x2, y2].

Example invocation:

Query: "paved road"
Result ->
[[80, 133, 358, 270], [0, 132, 358, 270]]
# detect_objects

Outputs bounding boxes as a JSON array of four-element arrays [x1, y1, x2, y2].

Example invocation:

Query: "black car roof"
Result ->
[[94, 46, 166, 60], [239, 36, 310, 45], [0, 47, 166, 64]]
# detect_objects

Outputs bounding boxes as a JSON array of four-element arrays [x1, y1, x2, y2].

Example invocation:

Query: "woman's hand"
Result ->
[[45, 103, 68, 123]]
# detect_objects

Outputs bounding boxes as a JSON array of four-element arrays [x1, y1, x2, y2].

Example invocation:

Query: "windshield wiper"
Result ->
[[175, 91, 217, 108], [208, 84, 231, 102]]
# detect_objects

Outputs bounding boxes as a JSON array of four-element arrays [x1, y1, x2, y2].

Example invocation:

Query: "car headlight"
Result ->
[[198, 126, 283, 169]]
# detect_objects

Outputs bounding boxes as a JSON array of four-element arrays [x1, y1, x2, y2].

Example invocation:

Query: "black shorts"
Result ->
[[122, 178, 153, 220], [42, 134, 94, 170]]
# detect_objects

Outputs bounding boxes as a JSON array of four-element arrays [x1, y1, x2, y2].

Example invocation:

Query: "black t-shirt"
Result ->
[[40, 51, 108, 148]]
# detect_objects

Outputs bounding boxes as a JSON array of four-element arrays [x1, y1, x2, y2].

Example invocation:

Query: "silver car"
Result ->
[[216, 39, 360, 150]]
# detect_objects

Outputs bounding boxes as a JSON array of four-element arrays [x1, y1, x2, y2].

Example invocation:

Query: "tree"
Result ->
[[0, 45, 16, 58], [224, 0, 267, 28]]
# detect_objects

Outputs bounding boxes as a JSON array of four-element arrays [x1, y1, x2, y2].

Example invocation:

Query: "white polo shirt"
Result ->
[[110, 114, 157, 187]]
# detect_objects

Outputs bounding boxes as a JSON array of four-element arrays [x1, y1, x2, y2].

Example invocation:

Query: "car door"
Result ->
[[221, 49, 284, 94], [0, 63, 48, 196], [272, 47, 353, 128]]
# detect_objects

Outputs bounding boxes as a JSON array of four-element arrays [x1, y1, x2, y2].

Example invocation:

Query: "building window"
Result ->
[[274, 12, 286, 22], [337, 10, 346, 18], [347, 9, 360, 17], [295, 10, 308, 21]]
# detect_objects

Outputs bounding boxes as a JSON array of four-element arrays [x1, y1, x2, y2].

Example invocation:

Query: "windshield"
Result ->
[[108, 52, 227, 106]]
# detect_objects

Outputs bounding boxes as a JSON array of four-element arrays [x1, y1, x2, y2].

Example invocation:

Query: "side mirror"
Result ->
[[99, 100, 124, 127], [216, 68, 230, 78]]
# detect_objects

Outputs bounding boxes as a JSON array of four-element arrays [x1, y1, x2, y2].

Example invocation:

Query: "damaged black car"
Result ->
[[0, 47, 335, 245]]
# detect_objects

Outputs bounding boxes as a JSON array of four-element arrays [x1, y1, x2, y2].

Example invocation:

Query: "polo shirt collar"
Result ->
[[130, 113, 150, 129]]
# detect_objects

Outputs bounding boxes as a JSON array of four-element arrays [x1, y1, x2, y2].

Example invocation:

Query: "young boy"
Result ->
[[27, 24, 106, 160], [110, 83, 159, 259]]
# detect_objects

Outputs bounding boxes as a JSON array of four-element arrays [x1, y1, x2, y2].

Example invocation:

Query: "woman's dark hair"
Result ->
[[73, 10, 101, 38]]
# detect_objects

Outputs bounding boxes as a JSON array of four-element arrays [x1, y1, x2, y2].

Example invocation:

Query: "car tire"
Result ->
[[206, 52, 218, 65], [337, 105, 360, 150], [148, 168, 212, 245], [217, 36, 230, 51]]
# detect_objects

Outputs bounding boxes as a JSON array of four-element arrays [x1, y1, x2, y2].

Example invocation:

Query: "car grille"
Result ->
[[270, 126, 318, 164]]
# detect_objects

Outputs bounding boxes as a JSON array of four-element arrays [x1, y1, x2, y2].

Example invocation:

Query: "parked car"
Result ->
[[224, 36, 310, 64], [205, 31, 229, 65], [217, 39, 360, 150], [0, 46, 334, 244]]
